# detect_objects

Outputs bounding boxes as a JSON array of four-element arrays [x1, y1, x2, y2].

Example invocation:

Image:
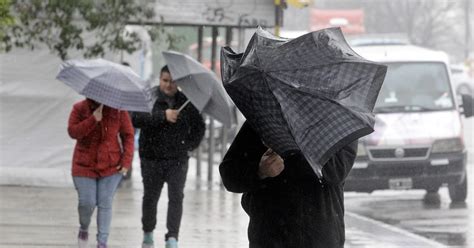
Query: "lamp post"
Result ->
[[275, 0, 282, 36], [275, 0, 313, 36]]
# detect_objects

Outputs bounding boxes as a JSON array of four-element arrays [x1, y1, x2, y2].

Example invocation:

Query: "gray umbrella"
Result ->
[[57, 58, 153, 112], [162, 50, 232, 126], [221, 27, 387, 178]]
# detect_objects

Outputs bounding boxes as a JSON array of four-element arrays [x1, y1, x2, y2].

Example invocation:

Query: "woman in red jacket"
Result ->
[[68, 98, 134, 248]]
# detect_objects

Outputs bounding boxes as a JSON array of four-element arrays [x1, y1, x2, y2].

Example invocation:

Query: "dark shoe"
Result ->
[[77, 229, 88, 248], [97, 243, 107, 248]]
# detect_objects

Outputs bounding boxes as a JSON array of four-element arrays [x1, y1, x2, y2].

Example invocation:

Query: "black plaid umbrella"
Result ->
[[221, 27, 387, 178]]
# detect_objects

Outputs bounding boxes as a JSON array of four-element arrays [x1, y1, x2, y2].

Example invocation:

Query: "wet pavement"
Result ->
[[1, 118, 471, 248], [345, 189, 472, 248], [0, 159, 445, 248], [0, 185, 445, 248]]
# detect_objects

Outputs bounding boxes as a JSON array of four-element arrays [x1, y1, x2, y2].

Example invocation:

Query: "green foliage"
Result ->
[[0, 0, 14, 26], [0, 0, 15, 51], [147, 16, 185, 52], [2, 0, 176, 60]]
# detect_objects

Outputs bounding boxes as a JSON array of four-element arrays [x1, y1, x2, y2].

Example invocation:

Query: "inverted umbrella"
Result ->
[[57, 58, 153, 112], [162, 50, 233, 126], [221, 27, 387, 178]]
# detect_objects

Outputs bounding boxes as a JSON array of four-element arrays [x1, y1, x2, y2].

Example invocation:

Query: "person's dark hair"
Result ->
[[121, 61, 130, 67], [160, 65, 170, 76]]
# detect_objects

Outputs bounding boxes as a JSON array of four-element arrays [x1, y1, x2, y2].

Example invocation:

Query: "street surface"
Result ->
[[0, 118, 471, 248], [0, 184, 443, 248]]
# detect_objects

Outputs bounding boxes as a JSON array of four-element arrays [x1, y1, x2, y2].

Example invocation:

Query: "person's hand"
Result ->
[[165, 109, 179, 123], [258, 148, 284, 179], [93, 104, 103, 122], [116, 165, 128, 176]]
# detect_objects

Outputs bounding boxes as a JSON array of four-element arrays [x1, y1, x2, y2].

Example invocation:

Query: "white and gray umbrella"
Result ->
[[162, 51, 232, 126], [57, 58, 153, 112]]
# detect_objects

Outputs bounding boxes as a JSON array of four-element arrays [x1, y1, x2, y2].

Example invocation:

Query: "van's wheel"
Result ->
[[449, 175, 467, 203]]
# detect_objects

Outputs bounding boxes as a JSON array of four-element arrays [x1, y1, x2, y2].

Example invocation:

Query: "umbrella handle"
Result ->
[[177, 100, 191, 113]]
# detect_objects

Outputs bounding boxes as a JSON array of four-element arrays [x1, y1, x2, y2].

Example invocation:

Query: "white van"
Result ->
[[345, 45, 473, 202]]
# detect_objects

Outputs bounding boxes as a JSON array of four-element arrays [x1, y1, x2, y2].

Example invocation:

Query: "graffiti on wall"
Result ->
[[154, 0, 274, 27]]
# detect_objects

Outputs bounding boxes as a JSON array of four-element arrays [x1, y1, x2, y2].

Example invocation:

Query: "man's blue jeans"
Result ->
[[73, 173, 123, 244]]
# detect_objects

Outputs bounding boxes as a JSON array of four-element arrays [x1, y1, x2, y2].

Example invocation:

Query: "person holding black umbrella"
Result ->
[[220, 121, 357, 248], [130, 65, 205, 248], [218, 27, 386, 248]]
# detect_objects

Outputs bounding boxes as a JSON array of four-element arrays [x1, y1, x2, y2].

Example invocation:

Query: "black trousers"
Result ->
[[141, 157, 189, 240]]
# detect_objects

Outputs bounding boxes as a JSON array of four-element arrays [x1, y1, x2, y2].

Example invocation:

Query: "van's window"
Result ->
[[374, 62, 454, 113]]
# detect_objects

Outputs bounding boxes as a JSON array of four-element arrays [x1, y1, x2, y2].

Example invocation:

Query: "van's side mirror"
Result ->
[[461, 94, 474, 118]]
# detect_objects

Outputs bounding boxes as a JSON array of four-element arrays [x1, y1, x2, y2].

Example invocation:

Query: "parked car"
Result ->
[[450, 64, 473, 96], [345, 45, 473, 202]]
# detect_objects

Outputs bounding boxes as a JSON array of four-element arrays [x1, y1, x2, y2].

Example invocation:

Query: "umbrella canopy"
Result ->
[[162, 50, 233, 126], [221, 27, 387, 178], [57, 58, 153, 112]]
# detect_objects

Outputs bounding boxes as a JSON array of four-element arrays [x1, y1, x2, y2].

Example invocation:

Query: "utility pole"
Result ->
[[276, 0, 312, 36], [208, 26, 218, 185], [275, 0, 282, 36], [196, 26, 203, 182]]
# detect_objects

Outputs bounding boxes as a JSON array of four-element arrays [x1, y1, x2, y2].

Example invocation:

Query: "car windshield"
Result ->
[[374, 62, 455, 113]]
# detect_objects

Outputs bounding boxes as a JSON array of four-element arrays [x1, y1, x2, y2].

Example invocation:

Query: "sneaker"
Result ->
[[142, 232, 154, 248], [142, 243, 155, 248], [165, 237, 178, 248], [97, 243, 107, 248], [77, 229, 88, 248]]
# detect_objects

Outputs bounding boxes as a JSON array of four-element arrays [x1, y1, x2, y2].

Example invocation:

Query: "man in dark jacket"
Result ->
[[131, 65, 205, 248], [219, 121, 357, 248]]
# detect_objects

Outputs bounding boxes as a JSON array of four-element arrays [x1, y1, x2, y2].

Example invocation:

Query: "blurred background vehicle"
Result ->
[[348, 35, 409, 47], [345, 44, 473, 203], [450, 64, 474, 96]]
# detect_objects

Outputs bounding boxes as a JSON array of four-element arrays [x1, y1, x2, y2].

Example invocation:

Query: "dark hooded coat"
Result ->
[[219, 121, 357, 248], [131, 90, 205, 160]]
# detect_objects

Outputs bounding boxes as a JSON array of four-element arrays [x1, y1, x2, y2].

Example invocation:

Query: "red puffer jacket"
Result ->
[[68, 99, 135, 178]]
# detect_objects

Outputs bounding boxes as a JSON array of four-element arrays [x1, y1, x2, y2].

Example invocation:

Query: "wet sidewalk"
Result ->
[[0, 157, 445, 248], [0, 188, 445, 247]]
